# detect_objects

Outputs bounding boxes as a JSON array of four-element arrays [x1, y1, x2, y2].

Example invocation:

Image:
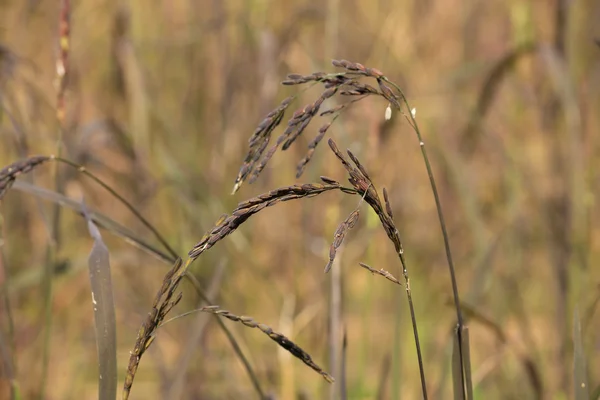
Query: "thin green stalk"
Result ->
[[384, 78, 468, 398], [397, 252, 427, 399], [52, 157, 178, 259]]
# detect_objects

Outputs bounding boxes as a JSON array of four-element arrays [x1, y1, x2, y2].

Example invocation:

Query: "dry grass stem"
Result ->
[[359, 262, 401, 286], [198, 305, 334, 383], [123, 258, 185, 400], [327, 138, 428, 398]]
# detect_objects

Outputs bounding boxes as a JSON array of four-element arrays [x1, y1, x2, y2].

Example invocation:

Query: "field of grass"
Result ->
[[1, 1, 599, 399]]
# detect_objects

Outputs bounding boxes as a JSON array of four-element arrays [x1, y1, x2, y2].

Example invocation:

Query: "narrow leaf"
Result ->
[[12, 180, 174, 263], [83, 201, 117, 400], [461, 326, 473, 399], [452, 327, 465, 400]]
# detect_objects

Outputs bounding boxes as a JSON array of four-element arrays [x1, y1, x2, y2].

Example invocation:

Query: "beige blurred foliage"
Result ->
[[1, 0, 599, 399]]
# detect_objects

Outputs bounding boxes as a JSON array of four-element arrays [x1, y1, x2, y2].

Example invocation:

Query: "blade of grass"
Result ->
[[461, 326, 473, 399], [11, 180, 173, 263], [53, 157, 178, 259], [0, 154, 178, 260], [82, 201, 117, 400], [452, 328, 464, 400]]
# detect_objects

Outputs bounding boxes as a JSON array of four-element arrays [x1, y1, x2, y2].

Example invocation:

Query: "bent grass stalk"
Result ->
[[123, 180, 360, 399], [0, 155, 177, 259], [383, 78, 471, 398], [124, 137, 431, 398], [326, 139, 428, 398], [231, 59, 471, 398], [163, 305, 334, 383]]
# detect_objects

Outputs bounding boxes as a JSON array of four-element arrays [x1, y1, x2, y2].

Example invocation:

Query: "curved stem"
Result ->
[[397, 252, 428, 399], [384, 78, 467, 397], [52, 156, 179, 260]]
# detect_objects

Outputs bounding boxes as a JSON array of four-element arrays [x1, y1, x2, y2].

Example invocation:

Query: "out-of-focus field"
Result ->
[[1, 1, 599, 399]]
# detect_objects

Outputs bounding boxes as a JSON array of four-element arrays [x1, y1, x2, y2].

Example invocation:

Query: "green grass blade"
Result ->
[[451, 325, 473, 400], [452, 327, 465, 400], [11, 180, 174, 263], [83, 202, 117, 400], [461, 326, 473, 399]]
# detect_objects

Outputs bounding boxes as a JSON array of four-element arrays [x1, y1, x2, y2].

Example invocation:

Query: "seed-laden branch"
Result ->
[[232, 63, 388, 194], [123, 180, 359, 399], [326, 138, 428, 399], [234, 59, 469, 398], [188, 305, 334, 383], [0, 156, 51, 200]]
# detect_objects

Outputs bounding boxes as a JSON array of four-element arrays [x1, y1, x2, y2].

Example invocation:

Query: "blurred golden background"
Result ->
[[1, 0, 599, 399]]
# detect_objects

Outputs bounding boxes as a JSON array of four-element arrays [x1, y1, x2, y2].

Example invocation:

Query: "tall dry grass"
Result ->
[[1, 1, 599, 399]]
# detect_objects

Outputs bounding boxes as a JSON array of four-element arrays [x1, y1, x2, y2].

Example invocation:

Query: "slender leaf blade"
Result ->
[[83, 201, 117, 400], [12, 180, 174, 263], [461, 326, 473, 399], [452, 327, 465, 400]]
